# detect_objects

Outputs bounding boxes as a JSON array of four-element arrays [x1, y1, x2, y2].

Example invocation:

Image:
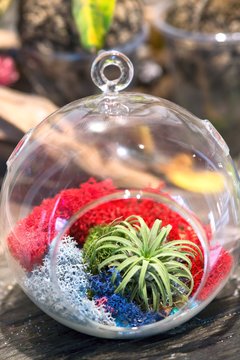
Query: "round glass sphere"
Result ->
[[1, 51, 240, 339]]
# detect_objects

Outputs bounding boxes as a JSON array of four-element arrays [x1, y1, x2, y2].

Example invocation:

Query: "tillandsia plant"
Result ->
[[72, 0, 116, 51], [84, 215, 203, 311]]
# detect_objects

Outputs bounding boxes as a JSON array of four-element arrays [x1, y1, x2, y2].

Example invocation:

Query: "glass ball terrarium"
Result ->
[[1, 51, 240, 339]]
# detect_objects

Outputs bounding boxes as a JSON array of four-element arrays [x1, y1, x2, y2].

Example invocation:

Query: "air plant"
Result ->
[[84, 215, 202, 311]]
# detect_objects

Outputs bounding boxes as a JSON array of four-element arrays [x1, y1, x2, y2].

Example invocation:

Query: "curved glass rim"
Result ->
[[157, 20, 240, 44], [155, 2, 240, 44]]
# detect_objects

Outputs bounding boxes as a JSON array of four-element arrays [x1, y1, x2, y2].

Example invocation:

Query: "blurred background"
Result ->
[[1, 0, 240, 185]]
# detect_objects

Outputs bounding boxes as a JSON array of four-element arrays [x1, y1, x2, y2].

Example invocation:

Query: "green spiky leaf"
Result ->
[[72, 0, 116, 51]]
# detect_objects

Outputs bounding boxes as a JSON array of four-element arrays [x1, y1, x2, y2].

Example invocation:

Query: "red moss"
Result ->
[[7, 178, 115, 270], [197, 247, 233, 301]]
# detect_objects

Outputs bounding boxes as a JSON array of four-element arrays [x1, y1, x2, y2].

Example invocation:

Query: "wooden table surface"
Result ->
[[1, 143, 240, 360]]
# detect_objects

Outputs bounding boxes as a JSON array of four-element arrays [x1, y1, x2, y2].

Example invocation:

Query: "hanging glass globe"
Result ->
[[1, 50, 240, 339]]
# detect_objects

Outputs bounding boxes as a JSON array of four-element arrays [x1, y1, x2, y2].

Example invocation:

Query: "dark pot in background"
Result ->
[[155, 7, 240, 157]]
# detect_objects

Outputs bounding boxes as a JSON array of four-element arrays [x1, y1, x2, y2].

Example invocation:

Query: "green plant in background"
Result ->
[[84, 215, 202, 311], [72, 0, 116, 51], [83, 223, 119, 273]]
